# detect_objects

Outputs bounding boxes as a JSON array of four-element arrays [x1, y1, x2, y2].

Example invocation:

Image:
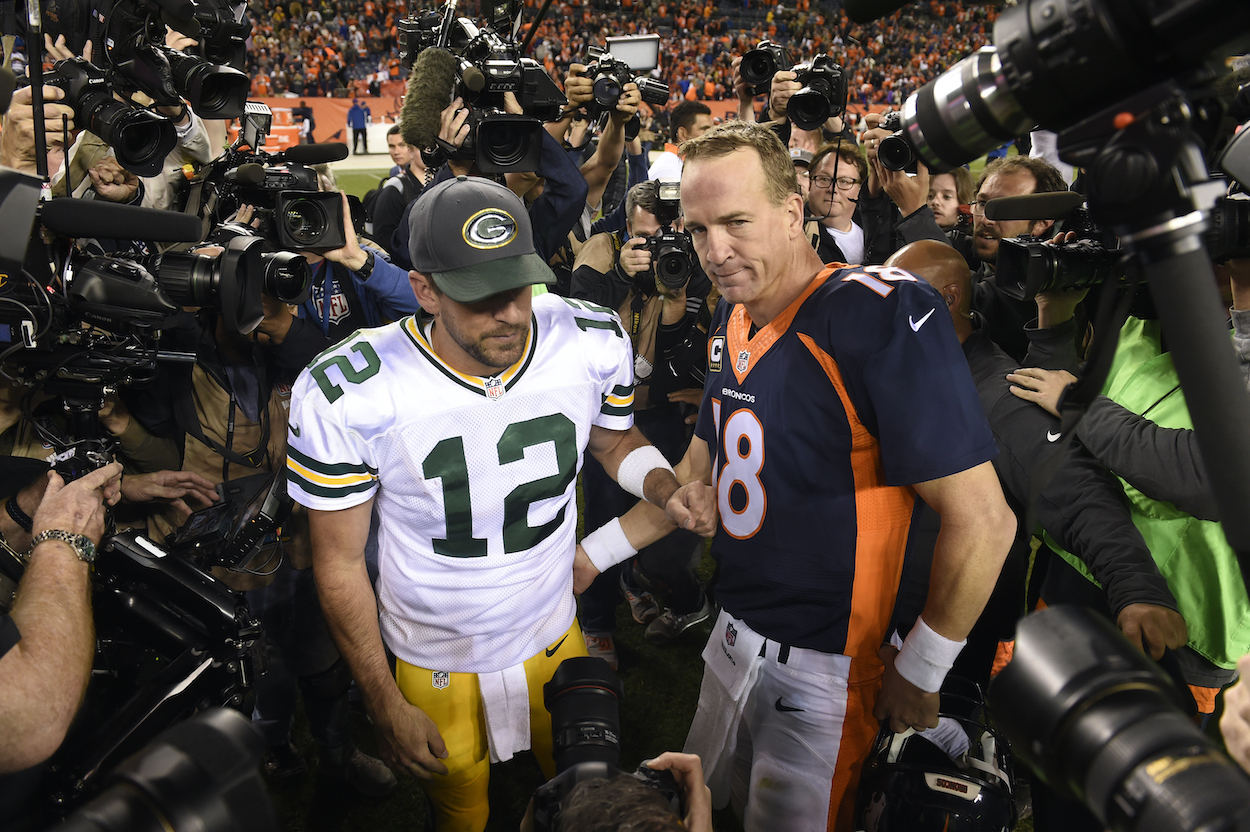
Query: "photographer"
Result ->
[[884, 241, 1187, 693], [112, 254, 397, 795], [0, 462, 121, 811], [858, 127, 1068, 360], [571, 179, 712, 664], [390, 83, 591, 271], [290, 193, 421, 348], [534, 752, 714, 832], [804, 139, 900, 267]]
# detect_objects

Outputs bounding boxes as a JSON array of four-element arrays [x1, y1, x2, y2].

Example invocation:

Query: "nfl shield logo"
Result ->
[[432, 671, 450, 690], [726, 622, 737, 647], [735, 350, 750, 373], [485, 377, 504, 400]]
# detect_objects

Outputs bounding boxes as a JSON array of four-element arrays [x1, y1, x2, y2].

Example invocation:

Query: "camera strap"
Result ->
[[174, 325, 273, 476]]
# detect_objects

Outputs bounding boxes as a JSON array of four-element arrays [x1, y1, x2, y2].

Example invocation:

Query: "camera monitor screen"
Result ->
[[606, 35, 661, 72]]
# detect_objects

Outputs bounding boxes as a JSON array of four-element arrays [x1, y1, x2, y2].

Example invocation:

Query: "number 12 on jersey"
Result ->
[[421, 414, 578, 557], [711, 399, 766, 539]]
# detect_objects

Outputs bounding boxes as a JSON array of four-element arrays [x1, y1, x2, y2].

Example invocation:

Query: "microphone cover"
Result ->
[[41, 198, 203, 242], [983, 191, 1085, 221], [225, 163, 266, 185], [402, 47, 458, 150], [276, 142, 350, 165]]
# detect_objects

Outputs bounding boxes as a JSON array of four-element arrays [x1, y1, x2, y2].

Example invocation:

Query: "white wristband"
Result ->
[[616, 445, 675, 502], [893, 616, 966, 694], [579, 517, 638, 573]]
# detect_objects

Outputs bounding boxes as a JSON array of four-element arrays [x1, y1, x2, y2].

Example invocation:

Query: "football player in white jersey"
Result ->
[[287, 176, 716, 832]]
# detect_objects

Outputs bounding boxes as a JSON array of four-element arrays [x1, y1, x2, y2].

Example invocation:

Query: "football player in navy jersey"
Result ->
[[573, 122, 1016, 832]]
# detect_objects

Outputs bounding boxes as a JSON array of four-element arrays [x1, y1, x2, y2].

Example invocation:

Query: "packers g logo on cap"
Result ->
[[463, 209, 518, 250]]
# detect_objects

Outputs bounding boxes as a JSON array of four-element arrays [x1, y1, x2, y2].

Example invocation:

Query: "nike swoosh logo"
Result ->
[[1047, 431, 1062, 443], [775, 697, 804, 713], [290, 423, 301, 437], [546, 634, 569, 657], [909, 309, 936, 332]]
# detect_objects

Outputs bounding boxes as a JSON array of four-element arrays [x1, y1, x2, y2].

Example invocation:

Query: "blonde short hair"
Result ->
[[679, 120, 798, 206]]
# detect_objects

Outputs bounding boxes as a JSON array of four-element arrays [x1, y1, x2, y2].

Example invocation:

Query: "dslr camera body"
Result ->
[[582, 45, 669, 119], [739, 40, 792, 95], [636, 180, 696, 292], [787, 54, 848, 131]]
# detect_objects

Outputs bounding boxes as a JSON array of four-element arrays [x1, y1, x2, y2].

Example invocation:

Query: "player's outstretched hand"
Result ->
[[644, 752, 714, 832], [665, 481, 717, 535], [873, 645, 940, 734], [375, 701, 449, 780], [572, 543, 600, 595]]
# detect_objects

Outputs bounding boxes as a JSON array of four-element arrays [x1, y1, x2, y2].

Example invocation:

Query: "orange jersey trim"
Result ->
[[726, 269, 837, 385], [798, 332, 915, 662]]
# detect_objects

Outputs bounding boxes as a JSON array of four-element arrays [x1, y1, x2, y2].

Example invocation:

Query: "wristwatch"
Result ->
[[30, 529, 97, 564], [357, 249, 376, 281]]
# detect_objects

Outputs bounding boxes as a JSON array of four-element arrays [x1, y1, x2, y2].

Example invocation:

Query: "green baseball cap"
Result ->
[[408, 175, 556, 303]]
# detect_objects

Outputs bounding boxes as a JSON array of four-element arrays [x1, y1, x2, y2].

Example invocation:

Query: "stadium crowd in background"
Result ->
[[242, 0, 995, 111]]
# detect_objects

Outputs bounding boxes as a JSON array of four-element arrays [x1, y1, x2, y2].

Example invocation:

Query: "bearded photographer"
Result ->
[[570, 180, 713, 663]]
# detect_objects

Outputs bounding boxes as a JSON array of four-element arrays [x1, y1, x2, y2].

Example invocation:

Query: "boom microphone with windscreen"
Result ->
[[401, 46, 458, 150], [40, 198, 204, 241]]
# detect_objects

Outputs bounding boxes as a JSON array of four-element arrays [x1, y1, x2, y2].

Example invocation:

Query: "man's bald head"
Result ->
[[886, 241, 973, 320]]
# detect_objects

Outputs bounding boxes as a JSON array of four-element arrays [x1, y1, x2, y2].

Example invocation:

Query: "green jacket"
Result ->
[[1052, 316, 1250, 670]]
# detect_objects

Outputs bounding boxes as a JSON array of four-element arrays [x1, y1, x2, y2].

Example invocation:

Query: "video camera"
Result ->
[[398, 0, 566, 173], [992, 196, 1122, 301], [581, 45, 669, 120], [531, 657, 685, 832], [636, 180, 695, 292], [188, 102, 348, 264]]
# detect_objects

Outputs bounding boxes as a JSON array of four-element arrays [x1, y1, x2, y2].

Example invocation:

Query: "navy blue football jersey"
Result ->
[[694, 265, 996, 657]]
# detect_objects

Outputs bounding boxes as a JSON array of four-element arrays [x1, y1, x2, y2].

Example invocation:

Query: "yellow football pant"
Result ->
[[395, 620, 588, 832]]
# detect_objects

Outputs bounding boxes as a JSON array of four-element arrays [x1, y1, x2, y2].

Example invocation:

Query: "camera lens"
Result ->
[[655, 248, 691, 289], [543, 656, 624, 775], [877, 133, 915, 172], [262, 251, 312, 304], [154, 251, 219, 308], [740, 49, 777, 89], [281, 199, 328, 247], [593, 75, 621, 109], [787, 86, 832, 131]]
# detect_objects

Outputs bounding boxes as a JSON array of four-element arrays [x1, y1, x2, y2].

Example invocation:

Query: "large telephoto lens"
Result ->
[[543, 656, 624, 775], [989, 605, 1250, 832]]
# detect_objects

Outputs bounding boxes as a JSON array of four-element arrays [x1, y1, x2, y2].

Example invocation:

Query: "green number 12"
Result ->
[[422, 414, 578, 558]]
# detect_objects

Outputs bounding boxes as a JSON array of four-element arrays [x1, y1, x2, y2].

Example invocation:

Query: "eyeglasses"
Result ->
[[971, 200, 990, 215], [811, 175, 860, 190], [794, 168, 811, 180]]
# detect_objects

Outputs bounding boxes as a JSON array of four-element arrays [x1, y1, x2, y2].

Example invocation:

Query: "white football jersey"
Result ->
[[287, 294, 635, 673]]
